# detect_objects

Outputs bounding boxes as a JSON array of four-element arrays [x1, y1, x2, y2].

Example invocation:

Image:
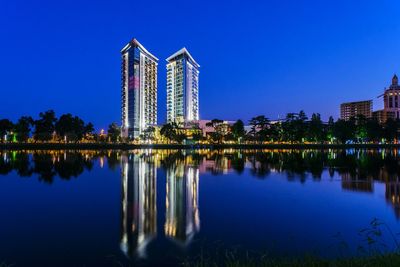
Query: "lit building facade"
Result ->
[[121, 39, 158, 139], [383, 75, 400, 119], [166, 48, 200, 125], [340, 100, 372, 121], [372, 109, 395, 124], [372, 75, 400, 123]]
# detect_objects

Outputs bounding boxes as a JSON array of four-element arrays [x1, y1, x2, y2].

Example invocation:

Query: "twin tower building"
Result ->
[[121, 38, 200, 138]]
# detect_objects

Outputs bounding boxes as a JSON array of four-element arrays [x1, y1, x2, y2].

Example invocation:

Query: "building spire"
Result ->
[[392, 74, 398, 86]]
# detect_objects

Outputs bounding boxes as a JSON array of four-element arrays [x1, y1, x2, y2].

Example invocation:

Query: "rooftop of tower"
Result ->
[[166, 47, 200, 68], [388, 74, 400, 90], [392, 74, 398, 85], [120, 38, 159, 62]]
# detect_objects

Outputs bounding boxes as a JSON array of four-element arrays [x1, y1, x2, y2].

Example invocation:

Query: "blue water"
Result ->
[[0, 149, 399, 266]]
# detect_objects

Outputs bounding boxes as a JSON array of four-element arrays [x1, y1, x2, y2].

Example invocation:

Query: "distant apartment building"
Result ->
[[197, 119, 235, 137], [121, 39, 158, 139], [340, 100, 372, 121], [166, 48, 200, 125]]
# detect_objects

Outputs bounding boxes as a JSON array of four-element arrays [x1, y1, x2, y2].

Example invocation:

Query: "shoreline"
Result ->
[[1, 143, 400, 150]]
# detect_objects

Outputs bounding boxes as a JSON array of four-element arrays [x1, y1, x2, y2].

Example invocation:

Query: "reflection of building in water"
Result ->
[[120, 154, 157, 258], [341, 173, 373, 193], [386, 182, 400, 219], [199, 157, 231, 174], [165, 163, 200, 245]]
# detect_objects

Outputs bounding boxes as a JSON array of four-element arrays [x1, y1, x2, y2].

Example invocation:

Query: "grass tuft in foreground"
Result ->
[[184, 252, 400, 267]]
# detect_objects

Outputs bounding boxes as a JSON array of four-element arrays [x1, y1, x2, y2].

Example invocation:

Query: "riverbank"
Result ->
[[1, 142, 400, 150]]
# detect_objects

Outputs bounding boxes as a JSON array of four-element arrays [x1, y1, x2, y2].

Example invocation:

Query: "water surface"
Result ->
[[1, 149, 400, 266]]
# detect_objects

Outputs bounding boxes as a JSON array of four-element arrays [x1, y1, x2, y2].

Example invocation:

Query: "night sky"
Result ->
[[2, 0, 400, 130]]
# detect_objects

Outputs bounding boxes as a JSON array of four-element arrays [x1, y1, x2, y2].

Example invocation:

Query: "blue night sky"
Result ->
[[1, 0, 400, 130]]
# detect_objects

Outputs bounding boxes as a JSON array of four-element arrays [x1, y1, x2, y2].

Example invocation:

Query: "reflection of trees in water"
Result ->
[[238, 150, 400, 183], [0, 152, 13, 175], [3, 149, 400, 184], [230, 154, 245, 174], [244, 151, 326, 181], [161, 151, 186, 170], [13, 152, 32, 177], [0, 151, 96, 183], [158, 149, 400, 220], [148, 149, 400, 186], [247, 153, 272, 178], [32, 153, 57, 183], [4, 149, 400, 219], [54, 153, 93, 180], [106, 151, 120, 170]]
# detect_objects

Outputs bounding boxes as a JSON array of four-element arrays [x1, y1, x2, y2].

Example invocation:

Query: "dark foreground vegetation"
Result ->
[[184, 253, 400, 267]]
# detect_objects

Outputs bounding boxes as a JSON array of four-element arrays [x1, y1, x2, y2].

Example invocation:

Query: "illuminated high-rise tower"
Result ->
[[121, 39, 158, 138], [166, 48, 199, 125]]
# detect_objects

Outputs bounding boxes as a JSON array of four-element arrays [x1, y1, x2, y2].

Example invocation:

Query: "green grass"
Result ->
[[184, 252, 400, 267]]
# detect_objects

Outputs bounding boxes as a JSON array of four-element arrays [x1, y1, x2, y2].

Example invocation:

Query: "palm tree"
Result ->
[[160, 122, 179, 143]]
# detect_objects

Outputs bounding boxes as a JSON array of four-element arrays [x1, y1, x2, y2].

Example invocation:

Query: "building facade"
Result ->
[[372, 110, 395, 124], [383, 75, 400, 119], [371, 75, 400, 124], [340, 100, 372, 121], [166, 48, 200, 125], [121, 39, 158, 139]]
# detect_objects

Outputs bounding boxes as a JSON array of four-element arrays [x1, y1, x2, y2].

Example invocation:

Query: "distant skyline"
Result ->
[[1, 0, 400, 129]]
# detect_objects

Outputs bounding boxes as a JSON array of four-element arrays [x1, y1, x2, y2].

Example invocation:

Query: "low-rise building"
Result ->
[[197, 119, 235, 137], [372, 110, 395, 124]]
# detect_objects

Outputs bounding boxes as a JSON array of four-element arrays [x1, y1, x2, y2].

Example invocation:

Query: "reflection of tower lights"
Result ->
[[386, 181, 400, 219], [165, 163, 200, 246], [186, 167, 200, 236], [99, 157, 104, 168], [120, 154, 157, 259]]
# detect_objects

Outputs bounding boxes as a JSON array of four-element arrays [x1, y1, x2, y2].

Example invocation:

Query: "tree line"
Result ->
[[186, 111, 400, 144], [2, 110, 400, 144], [0, 110, 97, 143]]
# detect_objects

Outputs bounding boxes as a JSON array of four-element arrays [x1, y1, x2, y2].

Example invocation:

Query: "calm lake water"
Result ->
[[1, 149, 400, 266]]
